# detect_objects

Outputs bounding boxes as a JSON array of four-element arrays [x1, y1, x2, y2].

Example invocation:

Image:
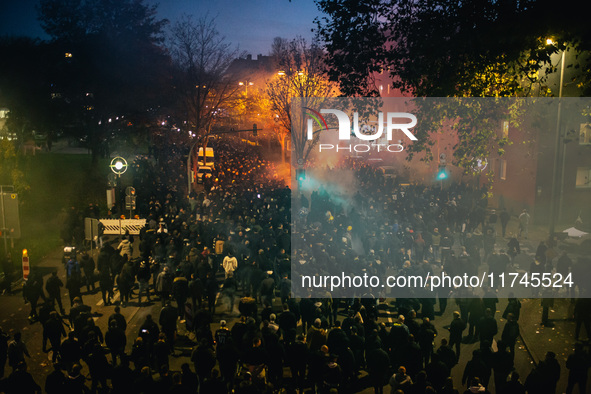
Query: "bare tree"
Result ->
[[266, 37, 337, 166], [169, 14, 244, 136]]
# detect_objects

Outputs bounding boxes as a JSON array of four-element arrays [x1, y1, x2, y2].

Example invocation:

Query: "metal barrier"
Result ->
[[99, 218, 145, 235]]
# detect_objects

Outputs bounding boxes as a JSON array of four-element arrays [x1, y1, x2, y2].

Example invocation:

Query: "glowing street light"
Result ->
[[238, 81, 254, 96], [110, 157, 128, 175]]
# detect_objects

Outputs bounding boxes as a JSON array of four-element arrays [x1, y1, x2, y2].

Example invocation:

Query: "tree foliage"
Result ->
[[0, 139, 29, 194], [0, 37, 55, 146], [316, 0, 591, 98], [37, 0, 170, 163], [168, 14, 243, 136], [266, 37, 336, 164], [315, 0, 591, 171]]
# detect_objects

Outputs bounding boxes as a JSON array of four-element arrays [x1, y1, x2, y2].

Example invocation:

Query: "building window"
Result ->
[[500, 159, 507, 180], [576, 167, 591, 189], [580, 124, 591, 145], [502, 121, 509, 138]]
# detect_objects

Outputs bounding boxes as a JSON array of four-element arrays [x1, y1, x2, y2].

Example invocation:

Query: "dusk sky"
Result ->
[[0, 0, 321, 56]]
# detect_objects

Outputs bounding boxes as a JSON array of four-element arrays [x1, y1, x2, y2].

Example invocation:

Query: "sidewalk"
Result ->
[[518, 298, 580, 393], [499, 219, 585, 393]]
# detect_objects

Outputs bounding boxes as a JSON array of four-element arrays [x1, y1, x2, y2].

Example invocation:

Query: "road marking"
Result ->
[[96, 292, 120, 306]]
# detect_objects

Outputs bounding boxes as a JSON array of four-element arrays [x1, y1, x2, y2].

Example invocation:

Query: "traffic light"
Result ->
[[296, 168, 306, 182], [437, 165, 448, 180], [253, 123, 258, 136]]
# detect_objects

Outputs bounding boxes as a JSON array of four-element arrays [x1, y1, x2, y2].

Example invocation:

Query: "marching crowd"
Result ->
[[0, 140, 590, 394]]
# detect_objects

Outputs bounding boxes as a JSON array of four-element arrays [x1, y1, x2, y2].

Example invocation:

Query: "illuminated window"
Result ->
[[576, 167, 591, 188], [579, 124, 591, 145], [500, 159, 507, 180]]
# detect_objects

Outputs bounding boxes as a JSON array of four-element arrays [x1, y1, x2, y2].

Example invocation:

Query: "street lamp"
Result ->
[[547, 38, 566, 237], [109, 157, 128, 215], [238, 81, 254, 96]]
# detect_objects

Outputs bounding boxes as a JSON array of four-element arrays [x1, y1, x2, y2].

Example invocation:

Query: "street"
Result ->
[[2, 222, 585, 393]]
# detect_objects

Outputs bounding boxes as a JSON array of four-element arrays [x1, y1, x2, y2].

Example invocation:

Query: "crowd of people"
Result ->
[[0, 139, 590, 394]]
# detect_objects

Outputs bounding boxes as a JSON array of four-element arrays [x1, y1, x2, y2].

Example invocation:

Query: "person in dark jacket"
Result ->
[[366, 342, 390, 394], [139, 314, 159, 354], [277, 303, 297, 343], [565, 343, 589, 394], [501, 313, 520, 359], [117, 257, 134, 307], [172, 272, 189, 318], [108, 306, 127, 333], [80, 251, 96, 293], [188, 274, 204, 311], [537, 351, 561, 394], [23, 273, 44, 321], [503, 372, 526, 394], [462, 349, 491, 389], [137, 260, 152, 305], [159, 302, 178, 351], [44, 363, 66, 394], [205, 272, 219, 316], [477, 308, 497, 344], [492, 340, 513, 392], [45, 271, 65, 314], [191, 338, 216, 386], [105, 320, 127, 366], [418, 317, 438, 367], [221, 272, 237, 313], [59, 332, 81, 371], [42, 312, 66, 363], [3, 362, 41, 394]]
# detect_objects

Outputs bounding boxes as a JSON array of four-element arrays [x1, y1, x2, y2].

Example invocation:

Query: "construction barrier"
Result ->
[[99, 218, 145, 235]]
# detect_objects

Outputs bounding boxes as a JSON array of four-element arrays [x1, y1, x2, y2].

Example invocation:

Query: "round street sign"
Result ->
[[109, 157, 128, 175]]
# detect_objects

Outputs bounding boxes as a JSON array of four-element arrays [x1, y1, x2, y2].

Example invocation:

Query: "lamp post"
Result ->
[[109, 156, 128, 216], [548, 38, 566, 237], [238, 81, 254, 96]]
